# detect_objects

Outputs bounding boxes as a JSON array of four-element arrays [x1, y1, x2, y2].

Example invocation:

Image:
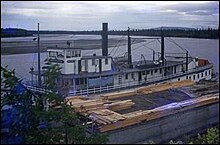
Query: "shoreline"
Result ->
[[1, 39, 144, 55]]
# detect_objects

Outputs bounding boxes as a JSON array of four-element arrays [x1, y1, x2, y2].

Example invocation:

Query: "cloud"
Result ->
[[1, 1, 219, 30], [160, 1, 219, 16]]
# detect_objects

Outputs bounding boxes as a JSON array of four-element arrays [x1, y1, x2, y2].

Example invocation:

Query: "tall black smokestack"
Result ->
[[128, 27, 132, 68], [102, 23, 108, 56]]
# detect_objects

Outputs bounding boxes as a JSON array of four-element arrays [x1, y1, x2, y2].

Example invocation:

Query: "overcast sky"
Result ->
[[1, 1, 219, 31]]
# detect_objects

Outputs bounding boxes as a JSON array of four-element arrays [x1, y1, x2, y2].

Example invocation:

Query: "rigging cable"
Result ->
[[109, 35, 126, 56], [113, 38, 138, 58], [165, 37, 196, 65]]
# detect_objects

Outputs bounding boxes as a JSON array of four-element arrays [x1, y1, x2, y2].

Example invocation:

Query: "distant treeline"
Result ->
[[28, 27, 220, 39], [1, 27, 219, 39], [1, 28, 33, 37]]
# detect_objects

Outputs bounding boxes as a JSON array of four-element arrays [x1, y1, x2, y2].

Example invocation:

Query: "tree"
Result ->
[[1, 65, 108, 144], [190, 127, 219, 144]]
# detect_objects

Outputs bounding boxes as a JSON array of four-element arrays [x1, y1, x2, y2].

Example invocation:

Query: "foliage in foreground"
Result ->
[[1, 65, 108, 144], [145, 126, 219, 144]]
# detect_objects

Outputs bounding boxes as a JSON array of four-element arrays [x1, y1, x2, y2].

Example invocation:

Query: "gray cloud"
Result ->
[[161, 1, 219, 16], [1, 1, 219, 30]]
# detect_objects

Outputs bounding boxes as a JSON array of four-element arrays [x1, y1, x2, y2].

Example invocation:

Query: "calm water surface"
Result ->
[[1, 35, 219, 82]]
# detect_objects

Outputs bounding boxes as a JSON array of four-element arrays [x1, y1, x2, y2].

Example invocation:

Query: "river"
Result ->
[[1, 35, 219, 82]]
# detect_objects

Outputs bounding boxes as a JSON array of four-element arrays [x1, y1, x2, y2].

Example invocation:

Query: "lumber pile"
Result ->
[[65, 96, 135, 113], [100, 90, 137, 100], [171, 79, 194, 88], [107, 100, 135, 111], [88, 109, 127, 125], [137, 80, 194, 94], [68, 99, 105, 112], [99, 93, 219, 132]]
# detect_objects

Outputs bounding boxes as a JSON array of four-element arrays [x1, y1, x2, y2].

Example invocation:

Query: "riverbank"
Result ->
[[1, 38, 144, 55]]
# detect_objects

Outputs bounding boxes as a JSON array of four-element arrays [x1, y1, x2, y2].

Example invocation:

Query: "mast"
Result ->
[[186, 51, 188, 72], [37, 23, 42, 87], [128, 27, 132, 68], [153, 51, 155, 61], [161, 28, 165, 66]]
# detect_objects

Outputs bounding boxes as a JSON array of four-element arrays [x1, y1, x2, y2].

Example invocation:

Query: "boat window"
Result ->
[[67, 60, 75, 63], [75, 79, 79, 85], [201, 73, 203, 77], [125, 74, 128, 79], [131, 73, 134, 79], [147, 71, 149, 75], [155, 69, 157, 73], [189, 76, 191, 79], [75, 51, 78, 57], [174, 65, 177, 74], [151, 70, 153, 75], [209, 70, 211, 75], [49, 51, 56, 57], [57, 52, 64, 58], [80, 78, 84, 84], [105, 58, 108, 65], [193, 75, 195, 80], [92, 59, 95, 65], [66, 50, 72, 58], [71, 51, 75, 57], [85, 60, 88, 71], [49, 59, 64, 63], [186, 76, 188, 79], [159, 68, 162, 74], [72, 50, 81, 57], [205, 71, 207, 76], [178, 78, 180, 81], [197, 73, 199, 79]]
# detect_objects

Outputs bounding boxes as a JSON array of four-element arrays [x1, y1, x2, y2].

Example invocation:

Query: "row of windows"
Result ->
[[125, 68, 164, 80], [49, 50, 81, 58], [66, 59, 109, 65], [66, 50, 81, 58], [92, 58, 109, 65], [75, 78, 87, 85], [183, 70, 211, 81], [143, 68, 162, 76], [125, 73, 135, 80]]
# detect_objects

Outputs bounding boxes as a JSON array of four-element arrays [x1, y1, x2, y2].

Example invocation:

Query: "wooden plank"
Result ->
[[65, 95, 87, 101], [101, 91, 137, 99], [110, 103, 135, 111], [108, 100, 135, 111]]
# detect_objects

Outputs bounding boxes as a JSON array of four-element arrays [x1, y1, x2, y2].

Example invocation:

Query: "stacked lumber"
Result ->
[[171, 80, 194, 88], [107, 100, 135, 111], [99, 93, 219, 132], [68, 99, 105, 112], [137, 80, 194, 94], [66, 96, 135, 113], [88, 109, 127, 125], [101, 90, 137, 100], [66, 95, 88, 101]]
